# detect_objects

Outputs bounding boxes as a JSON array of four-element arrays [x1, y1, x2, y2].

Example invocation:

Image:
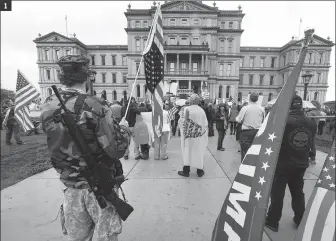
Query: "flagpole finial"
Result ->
[[128, 2, 131, 9], [303, 29, 314, 47]]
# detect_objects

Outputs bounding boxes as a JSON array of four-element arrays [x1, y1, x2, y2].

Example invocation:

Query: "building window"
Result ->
[[112, 73, 116, 83], [192, 62, 198, 72], [46, 69, 50, 80], [181, 37, 188, 45], [123, 74, 127, 83], [249, 57, 254, 67], [220, 21, 225, 28], [239, 74, 243, 84], [122, 56, 127, 66], [55, 50, 60, 60], [283, 54, 286, 66], [228, 40, 233, 51], [102, 73, 106, 83], [268, 93, 273, 101], [220, 40, 224, 52], [249, 75, 253, 85], [282, 74, 285, 84], [136, 62, 140, 73], [259, 75, 264, 85], [193, 37, 199, 45], [137, 84, 141, 97], [240, 58, 244, 67], [238, 92, 242, 102], [227, 64, 231, 76], [56, 70, 61, 80], [136, 39, 141, 52], [135, 21, 140, 28], [143, 21, 148, 28], [123, 90, 127, 97], [144, 38, 148, 46], [270, 76, 274, 85], [169, 62, 175, 72], [314, 91, 319, 101], [112, 55, 116, 66], [296, 51, 300, 63], [317, 73, 321, 83], [113, 91, 117, 100], [169, 37, 176, 45], [218, 85, 223, 98], [170, 19, 176, 26], [101, 55, 106, 65], [260, 58, 265, 68], [318, 53, 323, 64], [271, 57, 276, 68], [194, 19, 199, 25], [91, 55, 95, 65], [48, 88, 52, 96], [229, 22, 233, 29], [66, 49, 70, 56], [219, 64, 224, 76], [226, 86, 231, 98], [181, 62, 187, 72], [181, 19, 187, 26], [308, 53, 313, 64], [44, 50, 49, 61]]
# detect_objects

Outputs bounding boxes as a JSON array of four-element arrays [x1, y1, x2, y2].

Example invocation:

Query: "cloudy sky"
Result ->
[[1, 1, 335, 100]]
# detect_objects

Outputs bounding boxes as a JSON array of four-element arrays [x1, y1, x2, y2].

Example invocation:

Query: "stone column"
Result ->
[[205, 55, 208, 73], [188, 80, 191, 89], [201, 54, 204, 72], [189, 54, 192, 72], [164, 53, 167, 72], [177, 54, 179, 72]]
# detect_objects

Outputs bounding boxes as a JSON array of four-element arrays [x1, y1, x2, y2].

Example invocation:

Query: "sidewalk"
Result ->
[[1, 133, 326, 241]]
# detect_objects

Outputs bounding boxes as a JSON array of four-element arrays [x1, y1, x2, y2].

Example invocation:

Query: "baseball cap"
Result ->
[[290, 95, 303, 109]]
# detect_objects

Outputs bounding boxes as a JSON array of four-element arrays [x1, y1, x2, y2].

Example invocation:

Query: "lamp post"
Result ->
[[301, 71, 313, 100], [89, 69, 97, 96]]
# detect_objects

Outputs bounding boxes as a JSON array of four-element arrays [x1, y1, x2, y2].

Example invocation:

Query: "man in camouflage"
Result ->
[[41, 55, 131, 241]]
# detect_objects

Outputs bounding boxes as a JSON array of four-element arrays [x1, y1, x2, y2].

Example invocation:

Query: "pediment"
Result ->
[[162, 1, 215, 12], [296, 35, 333, 46], [34, 32, 72, 43]]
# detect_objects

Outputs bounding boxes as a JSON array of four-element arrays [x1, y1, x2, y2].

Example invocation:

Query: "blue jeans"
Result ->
[[217, 129, 226, 149]]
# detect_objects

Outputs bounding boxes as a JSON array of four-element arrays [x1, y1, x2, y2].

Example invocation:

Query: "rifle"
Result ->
[[51, 85, 134, 221]]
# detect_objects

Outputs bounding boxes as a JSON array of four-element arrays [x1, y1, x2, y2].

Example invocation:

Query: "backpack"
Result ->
[[74, 94, 130, 160]]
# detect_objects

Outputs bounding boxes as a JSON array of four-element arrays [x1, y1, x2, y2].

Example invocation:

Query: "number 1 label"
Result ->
[[1, 1, 12, 11]]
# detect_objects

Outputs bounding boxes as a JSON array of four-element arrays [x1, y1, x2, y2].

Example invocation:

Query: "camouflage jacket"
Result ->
[[41, 89, 131, 188]]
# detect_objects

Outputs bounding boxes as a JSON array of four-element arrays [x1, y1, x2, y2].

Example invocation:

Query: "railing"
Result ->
[[177, 89, 193, 95], [165, 70, 208, 76], [164, 44, 209, 51]]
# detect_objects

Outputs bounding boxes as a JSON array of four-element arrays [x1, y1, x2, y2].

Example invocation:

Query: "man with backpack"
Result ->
[[41, 55, 132, 241]]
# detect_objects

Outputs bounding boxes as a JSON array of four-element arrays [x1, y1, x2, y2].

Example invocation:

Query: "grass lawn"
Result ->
[[1, 130, 52, 190]]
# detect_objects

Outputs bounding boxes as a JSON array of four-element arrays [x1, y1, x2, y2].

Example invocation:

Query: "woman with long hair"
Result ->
[[215, 103, 229, 151]]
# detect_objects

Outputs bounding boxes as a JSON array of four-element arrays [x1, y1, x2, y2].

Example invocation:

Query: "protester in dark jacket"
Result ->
[[206, 103, 216, 137], [138, 102, 148, 112], [228, 103, 239, 135], [266, 95, 317, 232], [215, 104, 229, 151]]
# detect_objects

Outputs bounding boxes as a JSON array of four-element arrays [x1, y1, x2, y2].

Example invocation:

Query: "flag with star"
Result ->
[[14, 70, 41, 132], [294, 140, 335, 241], [211, 29, 315, 241], [143, 4, 164, 139]]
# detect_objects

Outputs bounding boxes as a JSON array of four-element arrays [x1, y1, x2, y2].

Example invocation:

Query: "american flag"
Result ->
[[294, 140, 335, 241], [143, 4, 164, 139], [168, 106, 180, 122], [14, 70, 41, 131], [211, 29, 314, 241], [229, 96, 236, 105]]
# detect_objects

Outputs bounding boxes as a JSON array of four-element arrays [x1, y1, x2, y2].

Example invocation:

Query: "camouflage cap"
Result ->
[[57, 55, 91, 87]]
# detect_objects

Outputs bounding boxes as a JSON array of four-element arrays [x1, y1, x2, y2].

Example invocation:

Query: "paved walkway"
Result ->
[[1, 132, 327, 241]]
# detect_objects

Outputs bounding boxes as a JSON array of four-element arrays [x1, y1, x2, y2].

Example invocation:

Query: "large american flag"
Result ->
[[167, 106, 180, 122], [14, 70, 41, 131], [294, 140, 335, 241], [143, 4, 164, 139], [211, 29, 315, 241]]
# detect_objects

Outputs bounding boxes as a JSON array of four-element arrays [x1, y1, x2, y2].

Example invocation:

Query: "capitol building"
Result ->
[[34, 0, 334, 105]]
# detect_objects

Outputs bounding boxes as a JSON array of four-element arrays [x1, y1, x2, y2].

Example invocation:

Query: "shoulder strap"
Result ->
[[74, 94, 88, 115]]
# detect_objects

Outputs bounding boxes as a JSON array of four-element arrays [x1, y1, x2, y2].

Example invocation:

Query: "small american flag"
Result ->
[[167, 106, 180, 122], [229, 96, 236, 105], [211, 30, 314, 241], [14, 70, 41, 131], [294, 141, 335, 241], [143, 4, 164, 139]]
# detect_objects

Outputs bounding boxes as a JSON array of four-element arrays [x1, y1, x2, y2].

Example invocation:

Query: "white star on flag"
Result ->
[[329, 156, 335, 161], [268, 133, 277, 142], [262, 161, 270, 171], [323, 167, 329, 172], [258, 176, 266, 185], [329, 183, 335, 188], [255, 191, 262, 200], [332, 164, 335, 169], [326, 175, 332, 180], [317, 179, 322, 183], [265, 147, 273, 156]]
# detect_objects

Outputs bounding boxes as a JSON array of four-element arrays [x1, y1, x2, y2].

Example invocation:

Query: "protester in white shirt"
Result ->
[[318, 111, 327, 135], [154, 103, 171, 160]]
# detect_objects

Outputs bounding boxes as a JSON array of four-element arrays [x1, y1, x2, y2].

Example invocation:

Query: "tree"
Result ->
[[1, 88, 15, 103]]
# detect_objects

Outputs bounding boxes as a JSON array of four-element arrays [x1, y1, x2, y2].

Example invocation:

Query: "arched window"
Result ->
[[218, 85, 223, 98], [143, 85, 147, 95], [314, 91, 319, 101], [306, 92, 310, 101], [268, 93, 273, 101], [48, 88, 52, 96], [123, 90, 127, 97], [226, 86, 231, 98], [238, 92, 242, 101], [137, 84, 141, 97], [113, 90, 117, 101]]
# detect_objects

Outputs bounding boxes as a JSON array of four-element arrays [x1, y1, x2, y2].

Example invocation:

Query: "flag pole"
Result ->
[[123, 4, 159, 119], [65, 15, 68, 37]]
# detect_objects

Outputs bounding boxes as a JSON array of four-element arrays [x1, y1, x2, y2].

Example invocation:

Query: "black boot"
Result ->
[[197, 169, 205, 177], [178, 166, 190, 177]]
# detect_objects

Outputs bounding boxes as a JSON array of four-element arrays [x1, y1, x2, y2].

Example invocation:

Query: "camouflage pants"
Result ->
[[124, 127, 140, 158], [62, 187, 122, 241]]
